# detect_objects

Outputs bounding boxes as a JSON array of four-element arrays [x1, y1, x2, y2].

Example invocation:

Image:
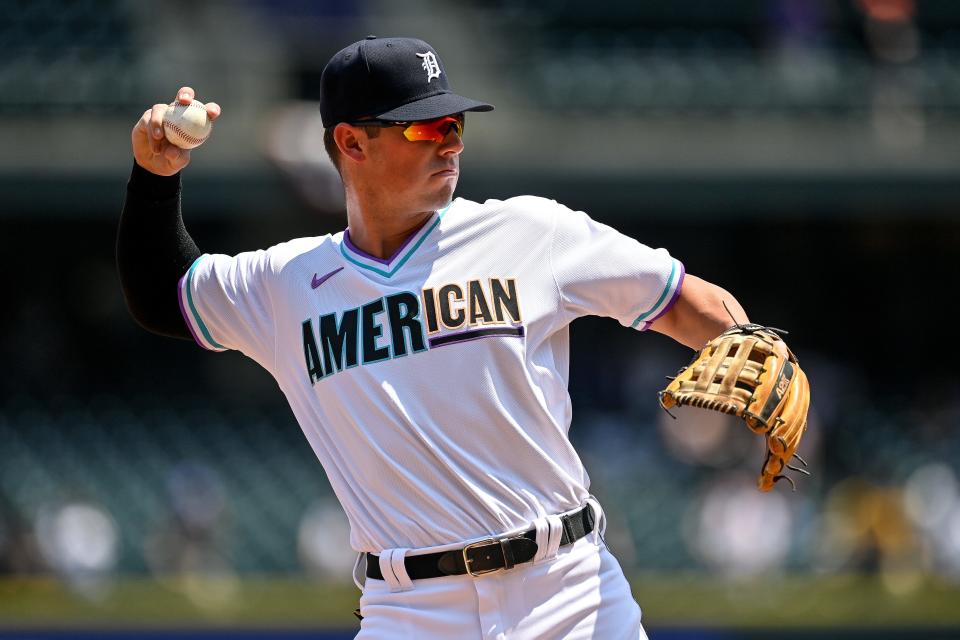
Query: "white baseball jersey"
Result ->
[[178, 195, 684, 553]]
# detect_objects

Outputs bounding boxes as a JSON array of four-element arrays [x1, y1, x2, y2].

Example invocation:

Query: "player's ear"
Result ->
[[334, 123, 366, 164]]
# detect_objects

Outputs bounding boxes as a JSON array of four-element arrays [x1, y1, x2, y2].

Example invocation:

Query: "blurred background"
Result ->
[[1, 0, 959, 638]]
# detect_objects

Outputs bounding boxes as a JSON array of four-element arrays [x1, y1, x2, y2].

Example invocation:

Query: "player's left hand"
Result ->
[[658, 323, 811, 491]]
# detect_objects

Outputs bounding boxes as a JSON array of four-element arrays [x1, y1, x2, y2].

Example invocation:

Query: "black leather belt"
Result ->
[[366, 505, 595, 581]]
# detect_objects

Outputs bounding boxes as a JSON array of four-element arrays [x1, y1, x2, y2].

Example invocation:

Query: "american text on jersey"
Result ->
[[301, 277, 523, 383]]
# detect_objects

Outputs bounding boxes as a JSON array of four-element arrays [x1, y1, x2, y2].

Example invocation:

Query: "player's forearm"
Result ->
[[116, 162, 200, 339], [650, 274, 748, 349]]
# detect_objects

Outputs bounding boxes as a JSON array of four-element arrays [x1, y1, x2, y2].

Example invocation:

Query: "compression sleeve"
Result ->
[[116, 162, 200, 339]]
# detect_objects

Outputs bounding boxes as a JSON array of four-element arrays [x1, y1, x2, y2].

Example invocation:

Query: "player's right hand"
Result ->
[[132, 86, 221, 177]]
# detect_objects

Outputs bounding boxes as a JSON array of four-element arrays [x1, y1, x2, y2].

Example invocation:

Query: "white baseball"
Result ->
[[163, 99, 212, 149]]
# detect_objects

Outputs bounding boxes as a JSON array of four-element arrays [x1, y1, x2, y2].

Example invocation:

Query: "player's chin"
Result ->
[[425, 175, 458, 207]]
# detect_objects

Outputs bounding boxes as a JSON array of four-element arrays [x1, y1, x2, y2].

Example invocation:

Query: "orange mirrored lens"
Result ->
[[402, 116, 464, 142]]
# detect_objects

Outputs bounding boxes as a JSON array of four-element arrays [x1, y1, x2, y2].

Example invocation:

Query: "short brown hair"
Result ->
[[323, 124, 381, 175]]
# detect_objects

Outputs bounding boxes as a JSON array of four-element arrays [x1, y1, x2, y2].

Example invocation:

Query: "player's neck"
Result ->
[[344, 197, 434, 261]]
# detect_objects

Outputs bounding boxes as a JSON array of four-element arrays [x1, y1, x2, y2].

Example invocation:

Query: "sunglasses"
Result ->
[[347, 114, 465, 142]]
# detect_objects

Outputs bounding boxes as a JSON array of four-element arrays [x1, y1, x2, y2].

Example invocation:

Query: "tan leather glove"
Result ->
[[659, 323, 810, 491]]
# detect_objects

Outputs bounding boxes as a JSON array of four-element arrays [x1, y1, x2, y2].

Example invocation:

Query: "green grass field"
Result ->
[[2, 574, 959, 630]]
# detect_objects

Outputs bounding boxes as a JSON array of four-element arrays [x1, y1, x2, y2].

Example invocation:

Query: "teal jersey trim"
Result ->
[[340, 203, 451, 278], [631, 258, 678, 329], [184, 256, 226, 350]]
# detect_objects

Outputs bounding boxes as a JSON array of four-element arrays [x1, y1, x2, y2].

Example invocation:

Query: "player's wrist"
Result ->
[[129, 160, 181, 201]]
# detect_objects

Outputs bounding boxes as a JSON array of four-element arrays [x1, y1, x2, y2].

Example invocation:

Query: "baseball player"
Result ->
[[118, 36, 756, 639]]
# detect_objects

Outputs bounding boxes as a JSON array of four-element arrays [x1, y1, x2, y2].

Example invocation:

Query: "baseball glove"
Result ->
[[659, 323, 810, 491]]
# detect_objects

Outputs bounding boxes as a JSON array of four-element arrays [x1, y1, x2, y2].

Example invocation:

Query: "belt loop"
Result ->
[[389, 548, 414, 591], [545, 514, 564, 557], [352, 551, 366, 590], [532, 517, 551, 563], [379, 548, 414, 592], [532, 514, 564, 564]]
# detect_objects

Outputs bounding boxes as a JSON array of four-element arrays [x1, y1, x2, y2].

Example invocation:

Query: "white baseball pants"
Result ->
[[355, 536, 646, 639]]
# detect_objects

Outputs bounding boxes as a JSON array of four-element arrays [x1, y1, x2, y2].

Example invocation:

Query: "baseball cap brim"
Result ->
[[374, 92, 493, 121]]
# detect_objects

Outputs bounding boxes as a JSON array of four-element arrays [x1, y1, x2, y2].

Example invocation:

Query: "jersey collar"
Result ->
[[339, 201, 454, 278]]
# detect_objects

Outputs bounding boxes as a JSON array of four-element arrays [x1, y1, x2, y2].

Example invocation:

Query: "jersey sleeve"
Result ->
[[550, 203, 684, 330], [178, 251, 276, 365]]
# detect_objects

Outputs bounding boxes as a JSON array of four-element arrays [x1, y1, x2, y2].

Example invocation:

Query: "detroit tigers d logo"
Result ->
[[416, 51, 441, 83]]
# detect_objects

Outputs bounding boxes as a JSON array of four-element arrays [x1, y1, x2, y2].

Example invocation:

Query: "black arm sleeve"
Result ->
[[116, 162, 201, 340]]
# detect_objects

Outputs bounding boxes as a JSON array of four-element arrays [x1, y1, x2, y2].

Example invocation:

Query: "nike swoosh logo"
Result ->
[[311, 266, 344, 289]]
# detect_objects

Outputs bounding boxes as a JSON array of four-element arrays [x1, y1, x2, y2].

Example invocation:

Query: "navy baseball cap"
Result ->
[[319, 36, 494, 128]]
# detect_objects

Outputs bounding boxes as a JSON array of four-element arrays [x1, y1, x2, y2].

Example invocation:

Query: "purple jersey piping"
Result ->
[[343, 220, 427, 266], [640, 262, 686, 331]]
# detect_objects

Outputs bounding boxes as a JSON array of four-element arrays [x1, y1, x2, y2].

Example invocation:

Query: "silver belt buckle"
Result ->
[[462, 538, 503, 577]]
